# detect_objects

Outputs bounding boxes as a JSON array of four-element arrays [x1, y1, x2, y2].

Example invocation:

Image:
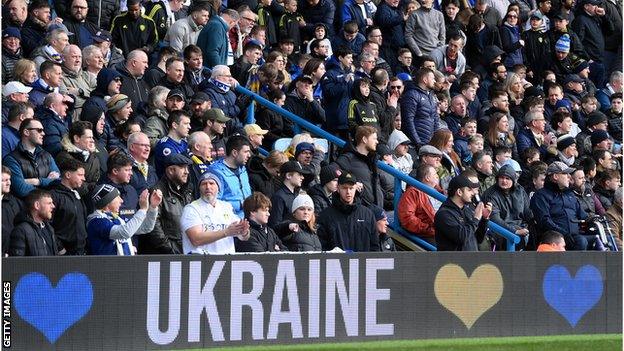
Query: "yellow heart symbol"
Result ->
[[434, 264, 503, 329]]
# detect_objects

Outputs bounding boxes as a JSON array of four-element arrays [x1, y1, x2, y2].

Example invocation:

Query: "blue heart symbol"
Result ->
[[14, 272, 93, 343], [542, 265, 603, 327]]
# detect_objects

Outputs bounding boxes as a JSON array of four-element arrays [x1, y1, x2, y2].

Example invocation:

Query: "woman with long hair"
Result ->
[[266, 51, 292, 87], [499, 9, 524, 68], [504, 72, 526, 121], [276, 193, 322, 251], [485, 112, 518, 158], [429, 129, 463, 190], [12, 59, 37, 86], [302, 58, 326, 101]]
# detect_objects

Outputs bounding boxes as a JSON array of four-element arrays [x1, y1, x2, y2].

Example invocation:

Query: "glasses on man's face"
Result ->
[[243, 17, 256, 22], [134, 143, 151, 149], [27, 127, 44, 133]]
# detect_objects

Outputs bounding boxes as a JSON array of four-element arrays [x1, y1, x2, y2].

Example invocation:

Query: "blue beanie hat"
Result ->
[[555, 34, 571, 53]]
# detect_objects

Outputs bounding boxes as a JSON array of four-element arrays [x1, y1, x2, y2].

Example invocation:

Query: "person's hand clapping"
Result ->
[[482, 202, 493, 219], [149, 189, 163, 209], [474, 202, 484, 220], [138, 189, 149, 210]]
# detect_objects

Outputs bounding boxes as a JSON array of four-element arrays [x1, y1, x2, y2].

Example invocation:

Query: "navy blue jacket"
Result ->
[[331, 32, 366, 56], [320, 57, 354, 131], [571, 11, 615, 62], [28, 79, 56, 108], [300, 0, 336, 39], [530, 180, 587, 238], [400, 81, 440, 146], [517, 127, 549, 159], [374, 2, 405, 49], [37, 106, 69, 157], [2, 125, 20, 157], [342, 1, 372, 35], [499, 24, 523, 68], [201, 80, 242, 122]]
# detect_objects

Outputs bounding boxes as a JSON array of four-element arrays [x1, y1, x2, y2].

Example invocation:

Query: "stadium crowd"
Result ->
[[0, 0, 622, 256]]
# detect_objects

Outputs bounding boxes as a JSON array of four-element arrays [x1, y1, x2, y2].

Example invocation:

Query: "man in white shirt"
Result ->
[[180, 171, 250, 254]]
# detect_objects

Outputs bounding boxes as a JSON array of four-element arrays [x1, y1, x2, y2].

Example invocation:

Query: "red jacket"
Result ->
[[397, 186, 436, 238]]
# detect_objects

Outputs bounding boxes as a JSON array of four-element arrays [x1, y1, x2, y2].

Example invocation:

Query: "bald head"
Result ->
[[126, 50, 149, 77], [189, 131, 213, 159]]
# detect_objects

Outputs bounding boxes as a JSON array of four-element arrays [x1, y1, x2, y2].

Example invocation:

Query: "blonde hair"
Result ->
[[13, 59, 37, 83]]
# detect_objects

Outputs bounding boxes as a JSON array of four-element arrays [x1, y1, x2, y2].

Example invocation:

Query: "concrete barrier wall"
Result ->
[[2, 252, 621, 350]]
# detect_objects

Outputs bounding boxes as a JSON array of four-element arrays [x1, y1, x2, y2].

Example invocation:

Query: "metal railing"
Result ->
[[235, 85, 521, 251]]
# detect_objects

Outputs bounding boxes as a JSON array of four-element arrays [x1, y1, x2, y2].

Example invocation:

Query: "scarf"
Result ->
[[558, 151, 575, 166], [209, 78, 231, 93], [44, 45, 63, 64]]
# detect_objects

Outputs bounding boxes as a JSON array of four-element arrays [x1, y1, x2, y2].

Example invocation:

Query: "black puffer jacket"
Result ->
[[235, 220, 288, 252], [116, 63, 150, 115], [276, 219, 322, 252], [594, 183, 615, 210], [9, 213, 57, 256], [48, 181, 88, 255], [308, 183, 331, 214], [482, 165, 533, 234], [255, 105, 293, 149], [248, 155, 280, 199], [20, 17, 47, 58], [138, 176, 194, 254], [317, 194, 379, 252]]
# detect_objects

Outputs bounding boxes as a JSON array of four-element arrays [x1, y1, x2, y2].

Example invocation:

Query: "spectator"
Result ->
[[37, 93, 71, 157], [243, 124, 268, 158], [401, 68, 440, 147], [103, 94, 133, 151], [371, 204, 396, 251], [332, 21, 366, 56], [87, 184, 162, 255], [237, 192, 287, 252], [82, 45, 104, 92], [593, 169, 621, 210], [180, 171, 251, 254], [522, 12, 552, 82], [56, 121, 102, 197], [208, 135, 252, 219], [20, 0, 52, 57], [373, 0, 407, 70], [536, 230, 567, 251], [591, 130, 614, 152], [388, 129, 413, 175], [85, 0, 119, 30], [434, 173, 492, 251], [454, 118, 477, 165], [143, 47, 176, 89], [321, 47, 355, 140], [4, 0, 28, 29], [257, 0, 281, 48], [499, 10, 524, 69], [605, 187, 622, 249], [201, 108, 230, 160], [605, 92, 623, 141], [4, 118, 60, 198], [594, 149, 617, 173], [444, 94, 467, 137], [48, 157, 88, 255], [248, 149, 287, 199], [571, 166, 605, 218], [158, 57, 194, 101], [183, 45, 211, 89], [530, 161, 589, 250], [518, 111, 553, 158], [100, 152, 139, 222], [63, 0, 98, 48], [405, 0, 445, 57], [139, 154, 194, 254], [3, 102, 33, 156], [2, 167, 23, 256], [309, 163, 341, 215], [430, 129, 463, 190], [202, 65, 242, 125], [268, 160, 309, 228], [395, 48, 417, 78], [110, 0, 158, 55], [347, 77, 380, 138], [117, 50, 150, 114], [361, 40, 394, 76], [9, 189, 57, 256], [82, 68, 122, 113], [144, 0, 186, 41], [342, 0, 373, 36], [317, 172, 380, 251], [154, 110, 191, 178], [127, 132, 158, 196], [485, 112, 518, 159], [276, 193, 323, 251], [398, 164, 441, 244], [187, 131, 213, 198], [571, 0, 614, 88], [198, 9, 240, 67], [2, 27, 23, 84], [336, 126, 384, 207], [284, 75, 325, 129], [474, 0, 503, 28], [465, 16, 503, 72], [300, 0, 335, 40], [189, 91, 212, 130], [2, 80, 31, 124], [483, 164, 533, 249], [29, 61, 66, 108], [549, 134, 578, 166], [370, 68, 399, 132], [231, 41, 263, 86], [79, 103, 108, 174], [596, 71, 622, 112], [471, 151, 496, 194], [430, 35, 466, 80], [92, 30, 125, 68]]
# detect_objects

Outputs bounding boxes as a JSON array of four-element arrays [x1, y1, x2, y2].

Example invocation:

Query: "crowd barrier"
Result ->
[[2, 252, 621, 350]]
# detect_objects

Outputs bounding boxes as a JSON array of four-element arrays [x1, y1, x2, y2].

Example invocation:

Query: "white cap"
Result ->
[[291, 194, 314, 213], [3, 81, 32, 97]]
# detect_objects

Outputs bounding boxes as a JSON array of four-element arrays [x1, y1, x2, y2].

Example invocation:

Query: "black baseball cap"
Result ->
[[338, 172, 357, 185]]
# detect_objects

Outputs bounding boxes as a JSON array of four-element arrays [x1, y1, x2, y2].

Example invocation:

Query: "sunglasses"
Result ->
[[390, 86, 403, 89], [27, 127, 44, 133]]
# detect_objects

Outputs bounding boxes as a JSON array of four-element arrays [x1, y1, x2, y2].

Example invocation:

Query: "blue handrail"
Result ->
[[234, 85, 521, 250]]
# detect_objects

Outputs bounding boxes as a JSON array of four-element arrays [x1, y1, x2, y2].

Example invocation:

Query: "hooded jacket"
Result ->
[[317, 194, 379, 252], [9, 213, 57, 256], [321, 56, 354, 132], [236, 219, 288, 252], [48, 181, 88, 255], [79, 103, 109, 175], [82, 68, 122, 113], [482, 165, 533, 234], [400, 81, 440, 146], [37, 106, 69, 157], [335, 144, 383, 208]]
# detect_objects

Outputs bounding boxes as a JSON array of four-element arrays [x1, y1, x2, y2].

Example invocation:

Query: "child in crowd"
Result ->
[[279, 0, 305, 52]]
